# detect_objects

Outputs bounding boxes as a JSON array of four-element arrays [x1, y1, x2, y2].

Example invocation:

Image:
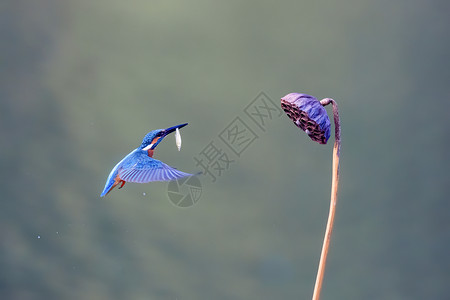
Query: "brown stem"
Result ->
[[312, 98, 341, 300]]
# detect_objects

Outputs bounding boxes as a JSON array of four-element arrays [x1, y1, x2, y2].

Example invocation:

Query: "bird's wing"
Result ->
[[118, 151, 192, 183]]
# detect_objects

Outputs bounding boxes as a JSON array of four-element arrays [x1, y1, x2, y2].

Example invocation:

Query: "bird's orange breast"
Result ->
[[147, 136, 162, 157]]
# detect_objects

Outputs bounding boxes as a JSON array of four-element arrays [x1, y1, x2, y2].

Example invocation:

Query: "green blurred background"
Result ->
[[2, 0, 449, 299]]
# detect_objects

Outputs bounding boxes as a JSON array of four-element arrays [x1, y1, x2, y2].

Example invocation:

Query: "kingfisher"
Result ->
[[100, 123, 193, 197]]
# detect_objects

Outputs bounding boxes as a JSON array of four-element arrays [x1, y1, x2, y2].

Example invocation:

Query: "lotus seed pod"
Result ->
[[281, 93, 331, 144]]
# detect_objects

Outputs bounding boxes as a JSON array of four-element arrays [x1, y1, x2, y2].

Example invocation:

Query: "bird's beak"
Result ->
[[148, 123, 188, 150], [163, 123, 188, 136]]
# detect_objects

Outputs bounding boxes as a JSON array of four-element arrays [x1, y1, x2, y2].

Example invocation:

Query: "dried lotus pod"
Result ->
[[281, 93, 331, 144]]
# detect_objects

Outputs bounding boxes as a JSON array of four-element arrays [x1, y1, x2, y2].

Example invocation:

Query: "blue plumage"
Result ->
[[100, 123, 191, 197]]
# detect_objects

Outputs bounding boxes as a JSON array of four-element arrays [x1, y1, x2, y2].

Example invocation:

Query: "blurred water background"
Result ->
[[1, 0, 449, 299]]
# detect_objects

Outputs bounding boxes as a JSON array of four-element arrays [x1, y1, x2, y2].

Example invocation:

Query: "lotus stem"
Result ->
[[312, 98, 341, 300]]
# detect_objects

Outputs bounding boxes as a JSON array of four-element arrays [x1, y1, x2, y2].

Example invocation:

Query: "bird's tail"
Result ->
[[100, 170, 119, 197]]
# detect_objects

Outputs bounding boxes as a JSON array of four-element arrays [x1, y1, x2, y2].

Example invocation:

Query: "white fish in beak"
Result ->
[[175, 128, 182, 151]]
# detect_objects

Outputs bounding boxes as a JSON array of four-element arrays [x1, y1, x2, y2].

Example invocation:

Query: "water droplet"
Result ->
[[143, 192, 146, 196], [37, 235, 41, 239]]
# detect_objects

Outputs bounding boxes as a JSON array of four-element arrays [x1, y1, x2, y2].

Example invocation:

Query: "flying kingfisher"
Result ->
[[100, 123, 193, 197]]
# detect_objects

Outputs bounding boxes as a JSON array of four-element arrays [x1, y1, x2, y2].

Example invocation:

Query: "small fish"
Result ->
[[175, 128, 182, 151]]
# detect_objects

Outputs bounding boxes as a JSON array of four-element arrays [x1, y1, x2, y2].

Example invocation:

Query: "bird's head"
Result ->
[[139, 123, 188, 151]]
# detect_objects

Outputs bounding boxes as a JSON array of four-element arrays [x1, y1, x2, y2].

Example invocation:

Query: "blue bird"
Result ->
[[101, 123, 192, 197]]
